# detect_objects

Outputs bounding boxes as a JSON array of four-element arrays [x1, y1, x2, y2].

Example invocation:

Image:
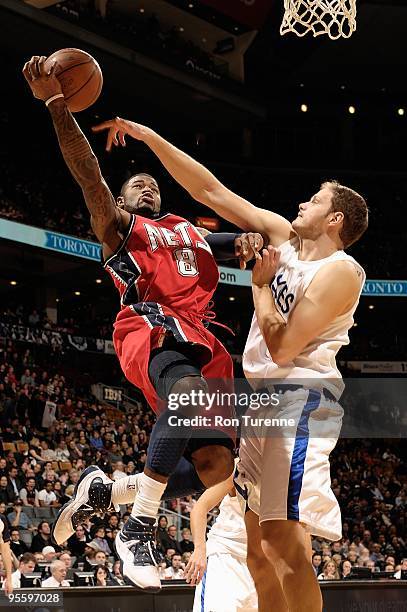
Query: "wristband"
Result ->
[[45, 93, 65, 107]]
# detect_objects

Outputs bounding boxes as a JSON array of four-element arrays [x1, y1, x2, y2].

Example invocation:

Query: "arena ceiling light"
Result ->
[[368, 304, 374, 310], [301, 104, 308, 113], [74, 291, 81, 296], [229, 296, 236, 301], [10, 281, 17, 286], [96, 279, 102, 284], [348, 105, 356, 114], [397, 108, 405, 116]]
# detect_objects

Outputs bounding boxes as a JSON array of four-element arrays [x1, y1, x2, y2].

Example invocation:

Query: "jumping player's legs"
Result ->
[[245, 510, 288, 612]]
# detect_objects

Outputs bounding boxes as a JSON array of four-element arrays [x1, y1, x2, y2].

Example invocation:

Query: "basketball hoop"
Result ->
[[280, 0, 357, 40]]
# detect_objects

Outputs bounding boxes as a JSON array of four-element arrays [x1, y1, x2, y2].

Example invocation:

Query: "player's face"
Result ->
[[119, 175, 161, 217], [292, 187, 338, 239]]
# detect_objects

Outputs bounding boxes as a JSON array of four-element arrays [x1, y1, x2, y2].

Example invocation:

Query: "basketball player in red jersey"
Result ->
[[23, 56, 263, 591]]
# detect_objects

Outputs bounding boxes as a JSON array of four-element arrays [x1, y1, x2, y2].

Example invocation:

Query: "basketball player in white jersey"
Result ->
[[92, 116, 368, 612], [185, 472, 258, 612]]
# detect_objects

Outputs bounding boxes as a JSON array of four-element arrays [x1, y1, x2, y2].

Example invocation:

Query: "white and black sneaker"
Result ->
[[52, 465, 119, 545], [115, 515, 162, 591]]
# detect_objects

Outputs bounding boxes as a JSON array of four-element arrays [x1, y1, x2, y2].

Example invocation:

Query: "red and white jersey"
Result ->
[[103, 213, 219, 315]]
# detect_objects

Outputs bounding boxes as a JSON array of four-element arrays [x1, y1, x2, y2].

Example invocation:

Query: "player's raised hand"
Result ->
[[22, 56, 62, 101], [92, 117, 150, 152], [184, 546, 207, 586], [252, 245, 280, 287], [235, 232, 264, 270]]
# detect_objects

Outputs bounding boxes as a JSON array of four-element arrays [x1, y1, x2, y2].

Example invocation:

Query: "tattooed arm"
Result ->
[[22, 55, 130, 251]]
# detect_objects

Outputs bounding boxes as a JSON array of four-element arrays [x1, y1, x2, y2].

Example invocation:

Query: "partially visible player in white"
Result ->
[[88, 117, 368, 611], [185, 472, 258, 612]]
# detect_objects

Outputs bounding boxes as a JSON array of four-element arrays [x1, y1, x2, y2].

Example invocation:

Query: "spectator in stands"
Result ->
[[318, 560, 340, 580], [164, 554, 184, 580], [8, 499, 34, 531], [19, 477, 39, 507], [55, 441, 70, 462], [160, 524, 182, 555], [179, 528, 194, 554], [8, 467, 23, 496], [164, 548, 176, 568], [41, 560, 70, 587], [94, 550, 108, 566], [90, 526, 110, 555], [0, 476, 16, 505], [67, 525, 90, 557], [38, 481, 58, 507], [11, 552, 36, 588], [73, 542, 98, 571], [112, 560, 125, 585], [312, 553, 322, 576], [42, 546, 57, 564], [59, 552, 73, 570], [94, 564, 109, 586], [394, 558, 407, 579], [40, 442, 56, 462], [30, 521, 52, 553], [112, 461, 126, 481], [341, 560, 353, 579], [9, 528, 28, 557], [90, 431, 103, 450]]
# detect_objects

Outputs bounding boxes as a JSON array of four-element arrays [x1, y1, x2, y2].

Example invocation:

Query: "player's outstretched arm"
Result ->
[[184, 475, 234, 586], [92, 117, 294, 247], [252, 250, 362, 365], [22, 56, 128, 249]]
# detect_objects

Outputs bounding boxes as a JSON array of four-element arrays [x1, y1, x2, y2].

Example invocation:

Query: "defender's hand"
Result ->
[[184, 547, 207, 586], [235, 232, 264, 270], [22, 56, 62, 101], [92, 117, 150, 151], [252, 246, 280, 287]]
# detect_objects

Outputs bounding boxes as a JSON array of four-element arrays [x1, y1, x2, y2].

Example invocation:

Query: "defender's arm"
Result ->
[[93, 118, 294, 246], [184, 475, 234, 585]]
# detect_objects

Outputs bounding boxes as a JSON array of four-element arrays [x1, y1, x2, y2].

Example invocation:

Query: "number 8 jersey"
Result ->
[[104, 213, 219, 313]]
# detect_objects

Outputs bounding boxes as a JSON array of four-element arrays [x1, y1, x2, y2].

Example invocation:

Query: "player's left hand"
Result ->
[[252, 245, 280, 287], [235, 232, 264, 270], [184, 547, 207, 586], [22, 56, 62, 101]]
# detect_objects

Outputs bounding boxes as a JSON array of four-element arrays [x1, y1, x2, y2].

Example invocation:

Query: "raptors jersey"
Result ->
[[103, 213, 219, 315], [243, 237, 365, 397], [206, 494, 247, 559]]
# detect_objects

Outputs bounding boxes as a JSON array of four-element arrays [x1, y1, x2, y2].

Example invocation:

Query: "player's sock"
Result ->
[[112, 457, 205, 507], [111, 474, 140, 506], [130, 473, 166, 519]]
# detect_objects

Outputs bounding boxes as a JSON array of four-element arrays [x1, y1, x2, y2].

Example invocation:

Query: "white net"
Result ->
[[280, 0, 357, 40]]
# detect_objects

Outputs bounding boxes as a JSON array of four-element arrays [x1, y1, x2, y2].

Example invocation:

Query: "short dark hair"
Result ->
[[20, 552, 36, 565], [120, 173, 158, 196], [322, 180, 368, 248]]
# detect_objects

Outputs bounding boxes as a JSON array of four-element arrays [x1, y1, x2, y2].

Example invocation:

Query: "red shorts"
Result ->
[[113, 302, 236, 443]]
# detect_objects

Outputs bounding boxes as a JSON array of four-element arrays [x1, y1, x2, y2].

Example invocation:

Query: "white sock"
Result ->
[[111, 475, 141, 506], [130, 473, 167, 520]]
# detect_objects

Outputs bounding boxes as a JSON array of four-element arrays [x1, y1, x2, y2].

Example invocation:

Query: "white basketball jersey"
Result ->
[[243, 237, 365, 397], [206, 494, 247, 559]]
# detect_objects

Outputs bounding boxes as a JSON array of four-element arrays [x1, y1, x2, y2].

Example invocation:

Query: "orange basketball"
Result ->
[[44, 48, 103, 113]]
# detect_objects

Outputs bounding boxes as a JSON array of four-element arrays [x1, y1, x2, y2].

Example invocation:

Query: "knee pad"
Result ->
[[149, 349, 202, 400]]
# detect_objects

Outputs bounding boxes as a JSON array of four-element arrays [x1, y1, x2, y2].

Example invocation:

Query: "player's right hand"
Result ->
[[92, 117, 151, 152], [184, 547, 207, 586], [22, 56, 62, 101]]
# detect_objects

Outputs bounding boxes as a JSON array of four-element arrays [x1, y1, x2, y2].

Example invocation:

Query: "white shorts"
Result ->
[[234, 387, 343, 541], [193, 552, 258, 612]]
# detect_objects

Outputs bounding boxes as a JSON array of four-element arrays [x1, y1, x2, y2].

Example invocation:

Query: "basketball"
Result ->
[[44, 48, 103, 112]]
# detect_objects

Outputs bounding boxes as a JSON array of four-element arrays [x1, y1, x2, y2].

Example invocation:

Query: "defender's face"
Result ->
[[292, 187, 334, 238], [120, 175, 161, 216]]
